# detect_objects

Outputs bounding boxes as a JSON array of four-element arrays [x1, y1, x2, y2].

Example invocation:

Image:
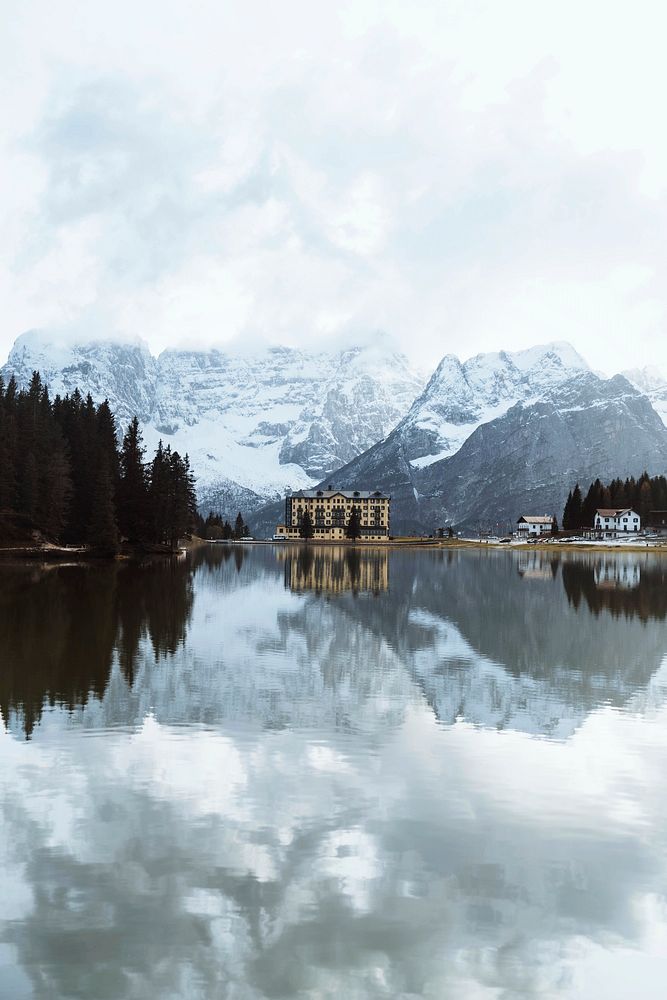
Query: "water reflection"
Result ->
[[2, 547, 667, 741], [0, 559, 194, 736], [2, 546, 667, 999], [283, 544, 389, 594], [561, 554, 667, 620]]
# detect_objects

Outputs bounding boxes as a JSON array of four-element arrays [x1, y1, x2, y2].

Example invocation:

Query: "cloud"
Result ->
[[1, 0, 667, 369]]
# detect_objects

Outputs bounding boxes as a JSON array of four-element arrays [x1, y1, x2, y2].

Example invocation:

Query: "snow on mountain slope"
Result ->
[[255, 365, 667, 539], [622, 365, 667, 427], [2, 331, 427, 512], [402, 341, 591, 468], [4, 329, 158, 423]]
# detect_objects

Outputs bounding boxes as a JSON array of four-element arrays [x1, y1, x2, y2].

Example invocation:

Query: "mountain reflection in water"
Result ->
[[1, 546, 666, 740], [2, 545, 667, 1000]]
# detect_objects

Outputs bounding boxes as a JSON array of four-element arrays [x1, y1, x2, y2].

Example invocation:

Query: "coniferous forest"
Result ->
[[0, 371, 197, 554], [195, 510, 249, 541], [562, 472, 667, 530]]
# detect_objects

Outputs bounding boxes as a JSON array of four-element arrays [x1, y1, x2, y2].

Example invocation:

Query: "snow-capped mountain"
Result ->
[[398, 341, 590, 468], [2, 331, 427, 513], [416, 371, 667, 531], [622, 365, 667, 428], [6, 329, 666, 534], [4, 330, 158, 424], [251, 367, 667, 536]]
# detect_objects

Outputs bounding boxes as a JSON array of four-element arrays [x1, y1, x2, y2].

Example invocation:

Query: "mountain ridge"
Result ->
[[2, 330, 427, 513], [4, 331, 666, 535], [251, 369, 667, 536]]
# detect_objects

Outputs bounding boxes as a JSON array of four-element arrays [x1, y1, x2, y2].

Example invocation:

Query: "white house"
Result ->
[[588, 508, 641, 539], [515, 515, 555, 537]]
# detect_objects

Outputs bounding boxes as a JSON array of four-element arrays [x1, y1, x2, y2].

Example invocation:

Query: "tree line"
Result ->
[[195, 510, 249, 540], [562, 472, 667, 530], [0, 371, 197, 553]]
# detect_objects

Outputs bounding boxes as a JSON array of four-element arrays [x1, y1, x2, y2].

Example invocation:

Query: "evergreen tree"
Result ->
[[88, 459, 119, 555], [148, 441, 170, 545], [38, 428, 71, 540], [638, 479, 653, 519], [0, 369, 200, 554], [299, 509, 314, 539], [118, 416, 148, 544], [233, 511, 247, 539], [562, 490, 573, 530], [0, 379, 17, 510], [183, 454, 198, 528], [168, 450, 193, 547], [346, 507, 362, 539], [570, 484, 583, 529], [582, 479, 604, 527]]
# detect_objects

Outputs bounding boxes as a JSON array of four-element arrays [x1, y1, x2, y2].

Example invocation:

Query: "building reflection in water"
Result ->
[[283, 544, 389, 595], [560, 554, 666, 620], [5, 547, 667, 999], [3, 546, 667, 741], [593, 557, 640, 590]]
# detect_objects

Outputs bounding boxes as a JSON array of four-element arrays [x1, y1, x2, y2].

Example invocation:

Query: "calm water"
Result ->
[[2, 545, 667, 999]]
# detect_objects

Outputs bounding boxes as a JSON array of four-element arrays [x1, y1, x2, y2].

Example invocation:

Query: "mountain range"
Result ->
[[3, 331, 667, 535], [3, 330, 426, 516]]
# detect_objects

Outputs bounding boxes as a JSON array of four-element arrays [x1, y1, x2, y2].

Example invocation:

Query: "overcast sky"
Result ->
[[2, 0, 667, 371]]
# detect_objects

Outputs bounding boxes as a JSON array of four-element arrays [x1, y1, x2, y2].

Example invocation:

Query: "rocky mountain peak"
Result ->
[[2, 331, 426, 514]]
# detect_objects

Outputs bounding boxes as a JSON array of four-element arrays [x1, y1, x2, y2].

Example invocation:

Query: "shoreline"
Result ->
[[230, 537, 667, 555], [3, 536, 667, 561], [0, 543, 185, 562]]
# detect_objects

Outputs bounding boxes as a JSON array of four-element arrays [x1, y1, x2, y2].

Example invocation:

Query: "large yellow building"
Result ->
[[274, 489, 391, 541]]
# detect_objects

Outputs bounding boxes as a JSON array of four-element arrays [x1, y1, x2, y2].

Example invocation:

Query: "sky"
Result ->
[[1, 0, 667, 371]]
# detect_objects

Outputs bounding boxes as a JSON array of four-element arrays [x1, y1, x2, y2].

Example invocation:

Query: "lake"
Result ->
[[2, 544, 667, 999]]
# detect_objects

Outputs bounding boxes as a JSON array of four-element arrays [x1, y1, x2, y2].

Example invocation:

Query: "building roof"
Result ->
[[516, 515, 553, 524], [290, 489, 389, 500], [595, 508, 636, 517]]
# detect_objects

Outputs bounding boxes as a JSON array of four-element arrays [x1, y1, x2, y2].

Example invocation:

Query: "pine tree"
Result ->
[[38, 427, 71, 540], [299, 509, 314, 539], [562, 490, 573, 530], [168, 450, 192, 548], [0, 379, 17, 510], [183, 454, 198, 529], [0, 370, 202, 554], [20, 453, 39, 522], [148, 441, 169, 545], [346, 507, 361, 539], [233, 511, 247, 539], [582, 479, 603, 528], [570, 484, 583, 529], [89, 459, 119, 555], [638, 479, 653, 519], [118, 416, 148, 544]]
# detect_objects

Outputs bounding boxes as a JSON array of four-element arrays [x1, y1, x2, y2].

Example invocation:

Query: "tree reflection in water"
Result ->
[[1, 546, 666, 740], [0, 558, 193, 737]]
